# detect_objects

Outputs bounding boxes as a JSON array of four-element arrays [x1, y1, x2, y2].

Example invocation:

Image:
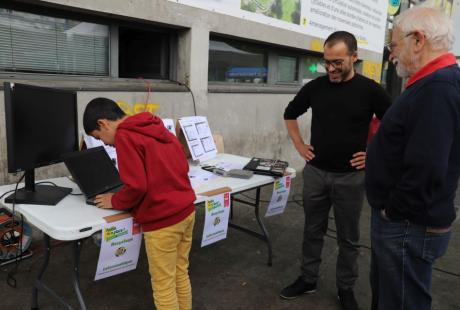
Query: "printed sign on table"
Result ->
[[95, 217, 142, 281], [178, 116, 217, 162], [265, 176, 291, 217], [201, 192, 231, 247]]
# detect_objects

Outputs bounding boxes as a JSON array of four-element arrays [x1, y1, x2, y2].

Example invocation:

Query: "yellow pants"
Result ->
[[144, 212, 195, 310]]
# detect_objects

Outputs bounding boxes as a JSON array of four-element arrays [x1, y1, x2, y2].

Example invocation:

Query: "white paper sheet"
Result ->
[[265, 176, 291, 217], [95, 217, 142, 280], [178, 116, 217, 162], [201, 192, 231, 247]]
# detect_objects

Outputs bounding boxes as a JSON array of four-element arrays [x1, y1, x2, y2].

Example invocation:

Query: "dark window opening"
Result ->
[[119, 27, 170, 79]]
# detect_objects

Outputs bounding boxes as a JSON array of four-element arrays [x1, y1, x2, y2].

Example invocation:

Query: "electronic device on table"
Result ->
[[243, 157, 288, 177], [3, 82, 78, 205], [62, 147, 123, 206], [201, 166, 254, 179]]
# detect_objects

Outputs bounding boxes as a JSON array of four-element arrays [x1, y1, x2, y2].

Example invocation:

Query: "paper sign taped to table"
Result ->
[[95, 217, 142, 281], [265, 176, 291, 217], [177, 116, 217, 162], [201, 192, 231, 247]]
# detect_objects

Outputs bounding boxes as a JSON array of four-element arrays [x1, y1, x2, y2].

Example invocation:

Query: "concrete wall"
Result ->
[[0, 88, 197, 184], [0, 0, 382, 185], [453, 0, 460, 56]]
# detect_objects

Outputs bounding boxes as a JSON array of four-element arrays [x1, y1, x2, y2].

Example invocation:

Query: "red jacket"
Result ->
[[111, 112, 196, 232]]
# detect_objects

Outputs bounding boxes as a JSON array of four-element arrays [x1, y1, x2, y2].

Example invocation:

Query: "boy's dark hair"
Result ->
[[83, 97, 126, 134], [324, 31, 358, 55]]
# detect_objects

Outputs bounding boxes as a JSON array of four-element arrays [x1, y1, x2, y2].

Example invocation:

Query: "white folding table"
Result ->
[[0, 153, 295, 310]]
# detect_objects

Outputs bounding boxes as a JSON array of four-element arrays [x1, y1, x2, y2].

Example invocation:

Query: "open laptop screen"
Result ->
[[62, 146, 122, 198]]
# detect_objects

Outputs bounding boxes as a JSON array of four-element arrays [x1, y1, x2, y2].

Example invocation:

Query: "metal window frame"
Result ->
[[209, 34, 309, 87], [0, 2, 177, 85]]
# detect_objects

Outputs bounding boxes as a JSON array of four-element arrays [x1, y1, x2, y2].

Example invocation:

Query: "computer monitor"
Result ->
[[3, 82, 78, 205]]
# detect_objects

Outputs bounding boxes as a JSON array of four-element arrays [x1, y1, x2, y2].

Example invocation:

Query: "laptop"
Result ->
[[62, 146, 123, 205]]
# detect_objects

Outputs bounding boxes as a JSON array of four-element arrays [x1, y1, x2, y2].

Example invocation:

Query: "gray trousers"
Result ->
[[301, 164, 364, 290]]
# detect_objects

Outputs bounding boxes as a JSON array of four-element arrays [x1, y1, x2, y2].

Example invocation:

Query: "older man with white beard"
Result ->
[[365, 6, 460, 310]]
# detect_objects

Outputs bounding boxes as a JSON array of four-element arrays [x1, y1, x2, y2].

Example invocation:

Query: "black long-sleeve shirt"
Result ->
[[284, 74, 392, 172]]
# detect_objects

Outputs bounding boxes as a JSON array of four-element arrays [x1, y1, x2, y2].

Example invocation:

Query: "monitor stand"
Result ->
[[4, 170, 72, 206]]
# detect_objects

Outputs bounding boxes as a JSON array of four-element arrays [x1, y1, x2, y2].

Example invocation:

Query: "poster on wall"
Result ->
[[169, 0, 389, 53]]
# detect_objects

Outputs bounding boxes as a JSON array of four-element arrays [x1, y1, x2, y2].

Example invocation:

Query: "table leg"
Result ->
[[31, 235, 50, 310], [72, 240, 87, 310], [230, 197, 234, 220], [253, 187, 272, 266], [230, 187, 273, 266], [30, 236, 87, 310]]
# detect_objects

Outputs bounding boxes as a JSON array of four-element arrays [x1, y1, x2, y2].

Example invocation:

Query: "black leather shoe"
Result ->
[[279, 276, 317, 300], [338, 289, 359, 310]]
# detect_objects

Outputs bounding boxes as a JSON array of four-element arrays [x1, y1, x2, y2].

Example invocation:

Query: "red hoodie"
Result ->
[[111, 112, 196, 232]]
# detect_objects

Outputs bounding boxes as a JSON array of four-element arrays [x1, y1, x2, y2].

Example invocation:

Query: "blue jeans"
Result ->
[[370, 208, 451, 310]]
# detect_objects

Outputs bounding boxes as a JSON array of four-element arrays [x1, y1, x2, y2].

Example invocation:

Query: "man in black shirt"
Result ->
[[280, 31, 391, 310]]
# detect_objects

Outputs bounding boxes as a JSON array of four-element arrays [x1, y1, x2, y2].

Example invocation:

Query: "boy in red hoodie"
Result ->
[[83, 97, 196, 310]]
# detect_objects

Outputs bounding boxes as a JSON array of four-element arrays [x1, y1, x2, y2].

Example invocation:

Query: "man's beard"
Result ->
[[393, 51, 418, 78], [328, 67, 352, 83], [394, 59, 411, 78]]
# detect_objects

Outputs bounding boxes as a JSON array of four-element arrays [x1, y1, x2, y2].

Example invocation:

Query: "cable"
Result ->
[[35, 181, 81, 195], [137, 77, 152, 113], [2, 177, 75, 287], [35, 181, 57, 186], [137, 77, 196, 116], [0, 190, 15, 200], [323, 231, 460, 277], [432, 267, 460, 278], [239, 190, 460, 278], [5, 172, 25, 288], [170, 79, 197, 116], [238, 192, 304, 205], [24, 240, 67, 274], [244, 194, 460, 278], [325, 220, 460, 278], [6, 213, 25, 288]]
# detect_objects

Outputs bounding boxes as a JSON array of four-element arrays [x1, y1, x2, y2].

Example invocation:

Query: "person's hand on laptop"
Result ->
[[94, 193, 114, 209]]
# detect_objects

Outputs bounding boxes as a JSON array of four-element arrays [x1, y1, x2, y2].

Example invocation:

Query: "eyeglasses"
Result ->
[[385, 32, 414, 52], [322, 59, 345, 69]]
